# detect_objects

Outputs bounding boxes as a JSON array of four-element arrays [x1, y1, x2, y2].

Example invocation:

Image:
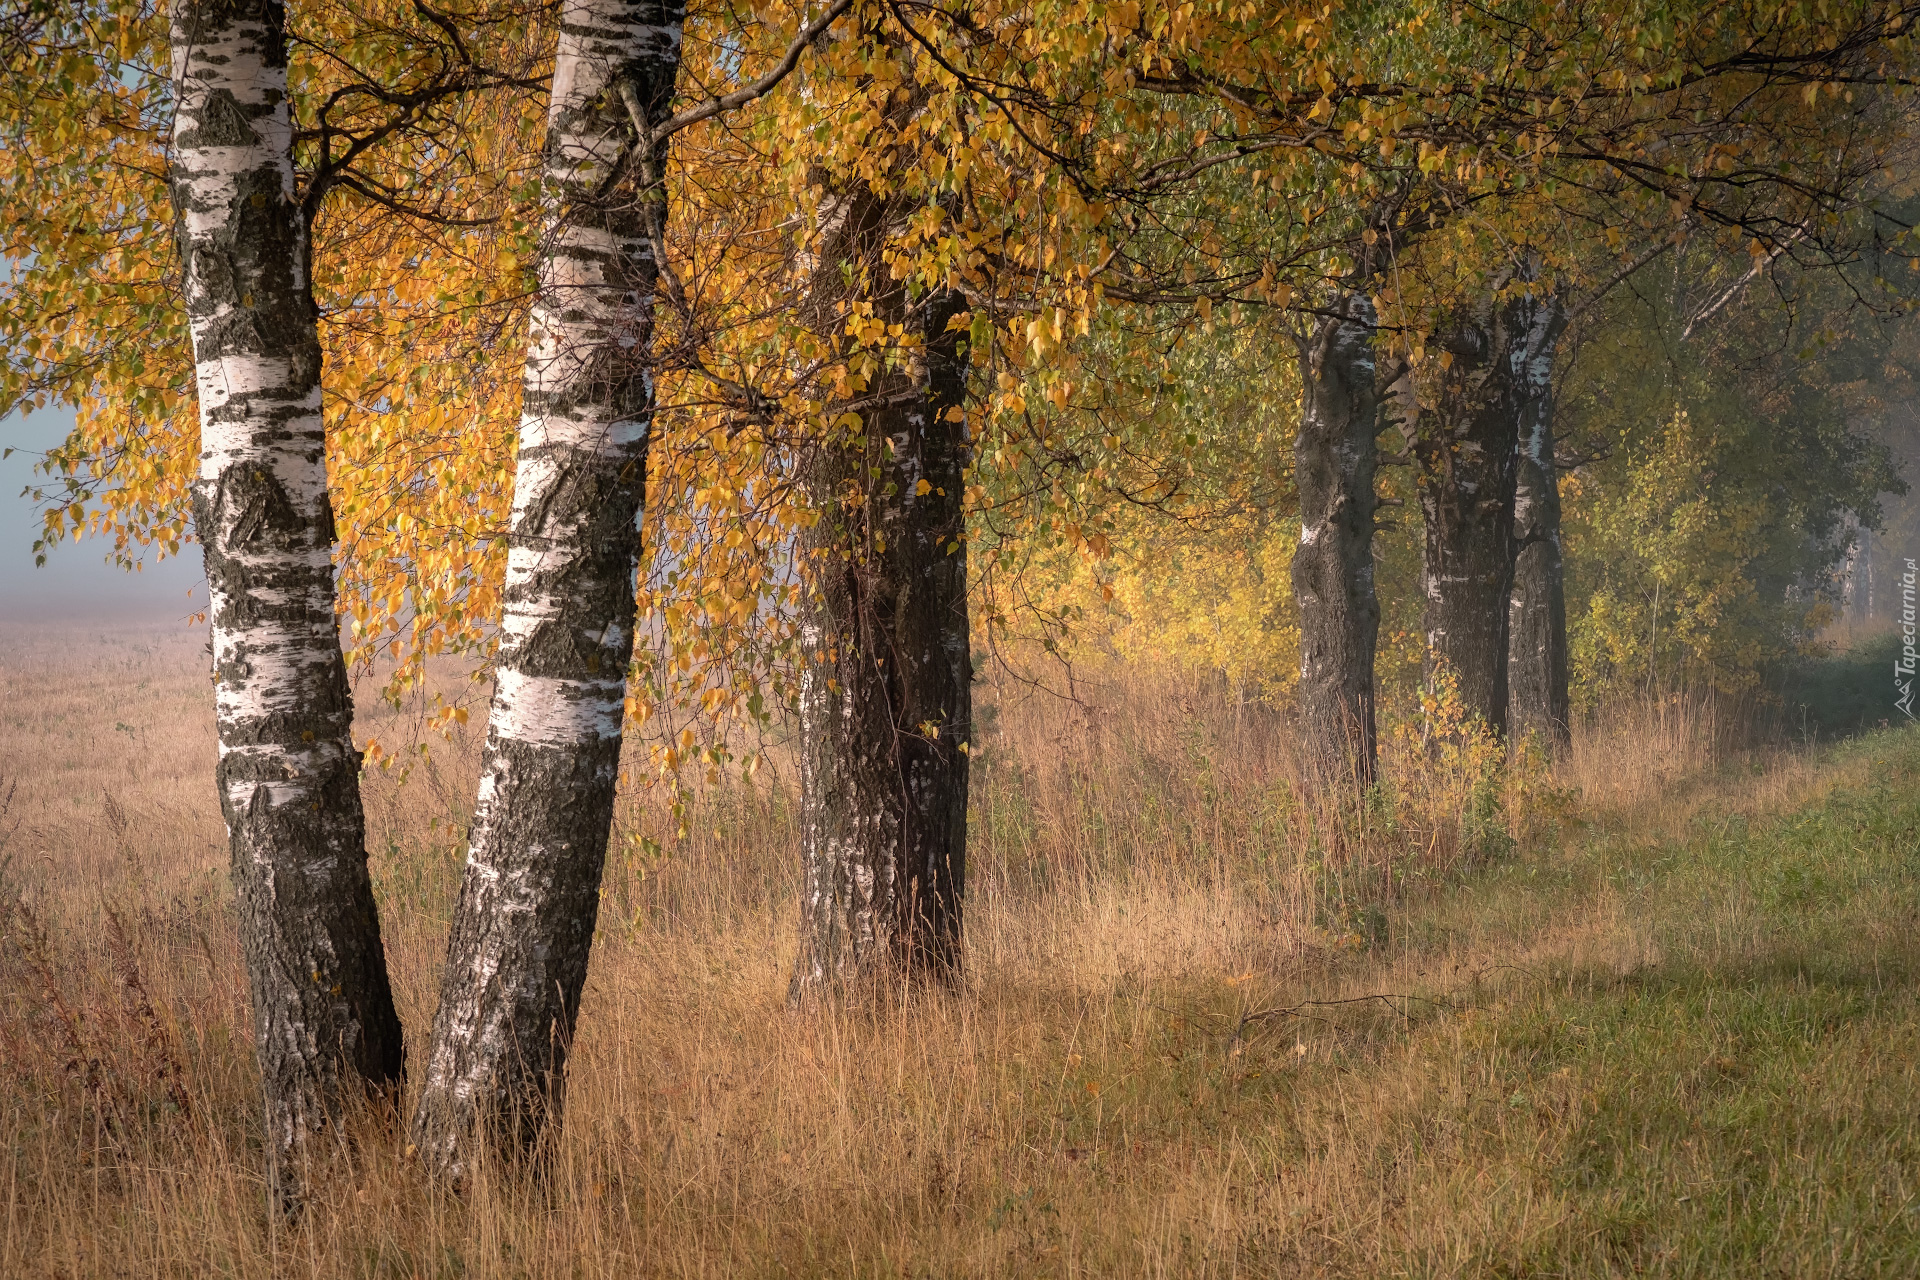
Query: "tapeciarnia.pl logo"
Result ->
[[1899, 558, 1918, 722]]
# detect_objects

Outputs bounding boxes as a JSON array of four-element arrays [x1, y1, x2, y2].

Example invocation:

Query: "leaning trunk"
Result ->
[[411, 0, 682, 1177], [1411, 286, 1534, 738], [1290, 294, 1383, 788], [170, 0, 404, 1206], [1506, 299, 1570, 752], [788, 188, 972, 1001]]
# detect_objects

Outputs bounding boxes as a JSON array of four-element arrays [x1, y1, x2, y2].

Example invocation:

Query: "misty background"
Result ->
[[1, 407, 203, 624], [7, 399, 1920, 634]]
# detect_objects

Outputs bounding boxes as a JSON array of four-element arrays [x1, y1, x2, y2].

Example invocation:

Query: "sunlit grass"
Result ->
[[2, 622, 1916, 1276]]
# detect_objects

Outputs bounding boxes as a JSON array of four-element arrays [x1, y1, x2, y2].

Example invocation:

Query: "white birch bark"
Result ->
[[410, 0, 684, 1177], [169, 0, 404, 1210]]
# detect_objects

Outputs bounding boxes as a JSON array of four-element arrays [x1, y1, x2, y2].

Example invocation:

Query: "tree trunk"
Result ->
[[1410, 284, 1536, 738], [1290, 294, 1382, 788], [892, 286, 972, 969], [788, 187, 972, 1001], [169, 0, 404, 1207], [1506, 298, 1570, 752], [410, 0, 682, 1177], [1860, 530, 1875, 625]]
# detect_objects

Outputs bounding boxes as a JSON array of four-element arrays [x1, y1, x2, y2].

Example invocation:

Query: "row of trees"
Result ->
[[4, 0, 1917, 1205], [1063, 252, 1912, 726]]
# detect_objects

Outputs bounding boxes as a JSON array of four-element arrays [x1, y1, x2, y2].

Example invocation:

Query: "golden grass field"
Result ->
[[3, 618, 1918, 1277]]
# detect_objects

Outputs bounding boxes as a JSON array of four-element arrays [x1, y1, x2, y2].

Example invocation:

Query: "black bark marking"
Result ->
[[176, 88, 260, 148], [221, 465, 302, 548], [171, 0, 403, 1214]]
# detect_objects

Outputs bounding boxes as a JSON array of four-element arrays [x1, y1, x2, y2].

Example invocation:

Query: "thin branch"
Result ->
[[1681, 223, 1811, 340], [1563, 235, 1679, 328], [652, 0, 856, 141]]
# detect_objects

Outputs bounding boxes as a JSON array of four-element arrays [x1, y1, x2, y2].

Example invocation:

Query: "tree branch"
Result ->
[[1681, 223, 1810, 340], [651, 0, 856, 141], [1563, 236, 1679, 328]]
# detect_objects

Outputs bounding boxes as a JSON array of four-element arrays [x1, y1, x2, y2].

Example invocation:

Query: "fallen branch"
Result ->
[[1230, 991, 1463, 1051]]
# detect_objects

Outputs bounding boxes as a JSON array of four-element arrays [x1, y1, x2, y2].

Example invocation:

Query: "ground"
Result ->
[[1, 620, 1917, 1277]]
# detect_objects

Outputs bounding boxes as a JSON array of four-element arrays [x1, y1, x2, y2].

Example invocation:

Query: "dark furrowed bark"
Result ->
[[788, 186, 973, 1001], [790, 435, 915, 997], [1407, 280, 1546, 740], [169, 0, 404, 1209], [887, 285, 972, 974], [410, 0, 683, 1179], [1290, 294, 1383, 790], [1507, 300, 1571, 753]]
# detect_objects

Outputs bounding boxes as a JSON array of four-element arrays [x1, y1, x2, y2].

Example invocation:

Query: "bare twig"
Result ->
[[1229, 991, 1462, 1050], [651, 0, 856, 142], [1681, 224, 1811, 340]]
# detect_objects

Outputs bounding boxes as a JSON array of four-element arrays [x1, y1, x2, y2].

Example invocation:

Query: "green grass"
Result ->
[[9, 649, 1920, 1276], [1778, 632, 1911, 742], [1244, 727, 1920, 1276]]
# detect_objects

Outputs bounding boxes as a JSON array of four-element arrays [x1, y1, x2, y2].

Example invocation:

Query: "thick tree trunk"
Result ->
[[1410, 285, 1536, 738], [1290, 294, 1383, 788], [1506, 299, 1570, 752], [891, 287, 972, 968], [788, 188, 972, 1001], [169, 0, 404, 1207], [410, 0, 681, 1177]]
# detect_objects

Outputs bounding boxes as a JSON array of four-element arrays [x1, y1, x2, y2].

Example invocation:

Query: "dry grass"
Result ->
[[1565, 688, 1880, 832], [3, 623, 1917, 1277]]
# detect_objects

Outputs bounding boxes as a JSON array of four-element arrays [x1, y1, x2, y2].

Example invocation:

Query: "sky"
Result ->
[[0, 407, 205, 623]]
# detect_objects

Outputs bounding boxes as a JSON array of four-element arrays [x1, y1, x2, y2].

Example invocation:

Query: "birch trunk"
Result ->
[[169, 0, 404, 1206], [1506, 299, 1570, 753], [788, 186, 972, 1001], [1859, 531, 1875, 624], [1290, 294, 1383, 788], [1410, 286, 1533, 738], [410, 0, 682, 1176]]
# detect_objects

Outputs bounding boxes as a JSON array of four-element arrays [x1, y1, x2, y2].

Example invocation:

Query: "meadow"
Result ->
[[2, 619, 1918, 1277]]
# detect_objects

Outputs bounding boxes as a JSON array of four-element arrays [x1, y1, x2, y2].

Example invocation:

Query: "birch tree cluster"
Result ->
[[3, 0, 1918, 1201]]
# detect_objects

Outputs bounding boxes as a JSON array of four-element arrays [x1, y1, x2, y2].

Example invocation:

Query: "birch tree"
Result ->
[[790, 314, 972, 996], [787, 118, 973, 1000], [1291, 293, 1384, 786], [1402, 278, 1545, 737], [168, 0, 404, 1205], [408, 0, 686, 1175], [1507, 297, 1571, 750]]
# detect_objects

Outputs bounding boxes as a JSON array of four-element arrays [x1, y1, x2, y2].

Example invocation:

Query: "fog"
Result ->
[[0, 407, 203, 624]]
